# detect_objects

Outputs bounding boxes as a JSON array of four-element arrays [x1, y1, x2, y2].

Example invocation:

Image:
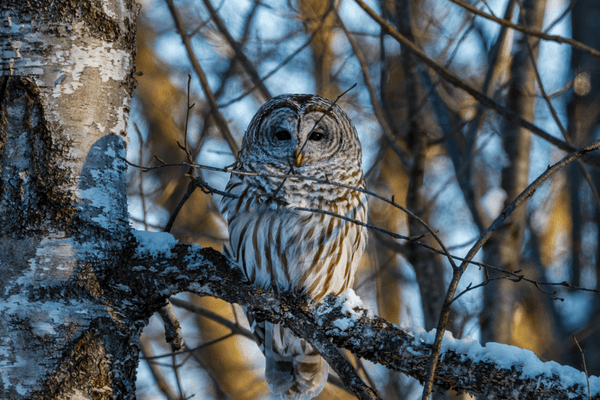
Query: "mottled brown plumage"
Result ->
[[221, 94, 368, 399]]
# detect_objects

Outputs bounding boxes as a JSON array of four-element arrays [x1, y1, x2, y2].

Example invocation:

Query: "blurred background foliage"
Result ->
[[128, 0, 600, 398]]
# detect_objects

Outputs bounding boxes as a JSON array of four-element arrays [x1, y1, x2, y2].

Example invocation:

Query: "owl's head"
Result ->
[[238, 94, 362, 174]]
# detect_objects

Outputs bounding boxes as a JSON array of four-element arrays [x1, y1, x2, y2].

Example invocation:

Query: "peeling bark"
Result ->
[[1, 0, 137, 398]]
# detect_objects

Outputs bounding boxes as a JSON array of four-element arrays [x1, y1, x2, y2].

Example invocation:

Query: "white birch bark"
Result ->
[[1, 1, 138, 398]]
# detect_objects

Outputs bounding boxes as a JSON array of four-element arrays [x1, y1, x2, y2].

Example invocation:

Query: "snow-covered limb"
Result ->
[[127, 235, 599, 400], [315, 295, 599, 400]]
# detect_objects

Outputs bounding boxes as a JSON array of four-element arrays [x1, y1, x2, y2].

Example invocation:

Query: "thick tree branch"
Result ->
[[119, 236, 600, 400]]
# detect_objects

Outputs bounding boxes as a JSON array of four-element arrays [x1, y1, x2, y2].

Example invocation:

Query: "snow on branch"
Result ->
[[123, 232, 599, 400]]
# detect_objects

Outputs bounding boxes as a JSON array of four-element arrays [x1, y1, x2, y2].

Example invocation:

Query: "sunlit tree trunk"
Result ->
[[481, 0, 546, 346], [377, 0, 453, 397], [566, 0, 600, 375], [0, 0, 137, 398], [388, 0, 448, 334], [298, 0, 338, 98]]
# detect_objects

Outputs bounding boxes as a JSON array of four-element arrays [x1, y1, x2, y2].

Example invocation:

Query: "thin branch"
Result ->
[[517, 1, 600, 210], [574, 336, 592, 400], [163, 177, 197, 233], [543, 0, 578, 34], [415, 240, 597, 295], [169, 297, 255, 341], [182, 74, 195, 160], [143, 333, 235, 361], [449, 0, 600, 58], [421, 138, 600, 400], [140, 334, 182, 400], [201, 0, 271, 101], [295, 206, 412, 242], [352, 0, 600, 170], [133, 123, 149, 231], [165, 0, 240, 154], [334, 7, 408, 163], [218, 4, 334, 108], [452, 0, 516, 233]]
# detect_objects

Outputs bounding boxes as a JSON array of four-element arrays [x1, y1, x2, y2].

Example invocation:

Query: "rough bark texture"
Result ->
[[1, 0, 138, 398], [123, 244, 600, 400]]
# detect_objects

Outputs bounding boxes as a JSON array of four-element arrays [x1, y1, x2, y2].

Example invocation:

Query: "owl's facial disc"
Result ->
[[294, 112, 340, 167], [256, 105, 344, 170]]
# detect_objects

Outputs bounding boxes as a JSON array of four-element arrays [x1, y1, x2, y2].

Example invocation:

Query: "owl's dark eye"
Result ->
[[274, 130, 291, 141], [309, 131, 325, 141]]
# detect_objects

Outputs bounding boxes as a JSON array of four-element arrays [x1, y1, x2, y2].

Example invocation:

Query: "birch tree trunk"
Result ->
[[1, 1, 138, 398]]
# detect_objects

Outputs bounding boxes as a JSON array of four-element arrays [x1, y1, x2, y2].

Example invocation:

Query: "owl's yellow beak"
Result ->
[[295, 150, 304, 167]]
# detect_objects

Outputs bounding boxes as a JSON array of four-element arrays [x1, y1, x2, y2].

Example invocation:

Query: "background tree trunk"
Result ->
[[481, 0, 545, 347]]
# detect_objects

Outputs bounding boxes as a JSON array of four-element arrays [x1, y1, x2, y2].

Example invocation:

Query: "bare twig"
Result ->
[[352, 0, 600, 170], [334, 7, 408, 163], [574, 336, 592, 400], [421, 138, 600, 400], [415, 240, 597, 296], [201, 0, 271, 101], [163, 178, 197, 234], [165, 0, 240, 154], [517, 1, 600, 210], [181, 74, 195, 161], [218, 4, 334, 108], [169, 297, 255, 341], [140, 334, 182, 400], [450, 0, 600, 58], [295, 206, 411, 242], [133, 123, 149, 231], [142, 333, 235, 361], [451, 0, 516, 233], [159, 75, 196, 352], [543, 0, 578, 34]]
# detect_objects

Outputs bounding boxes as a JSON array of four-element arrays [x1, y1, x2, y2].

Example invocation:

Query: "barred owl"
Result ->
[[221, 94, 368, 399]]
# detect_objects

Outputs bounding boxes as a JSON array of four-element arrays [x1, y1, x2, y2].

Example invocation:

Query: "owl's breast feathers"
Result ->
[[230, 161, 364, 207], [221, 166, 368, 299]]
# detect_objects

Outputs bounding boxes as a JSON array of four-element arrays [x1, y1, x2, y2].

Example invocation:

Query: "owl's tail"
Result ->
[[253, 319, 328, 400]]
